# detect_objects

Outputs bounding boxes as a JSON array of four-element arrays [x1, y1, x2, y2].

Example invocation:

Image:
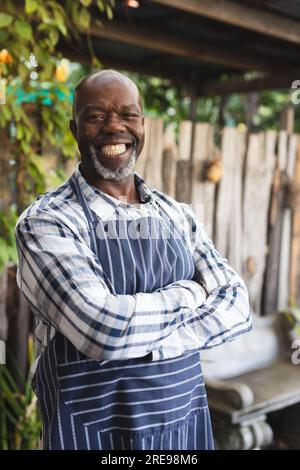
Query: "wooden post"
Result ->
[[176, 79, 198, 203], [215, 127, 245, 274], [280, 104, 295, 135], [191, 122, 215, 238], [176, 120, 193, 203], [227, 129, 245, 275], [276, 104, 296, 311], [277, 132, 297, 310], [135, 116, 152, 179], [188, 80, 198, 204], [162, 123, 177, 197], [143, 117, 164, 191], [290, 136, 300, 305], [262, 130, 289, 315], [242, 131, 276, 314]]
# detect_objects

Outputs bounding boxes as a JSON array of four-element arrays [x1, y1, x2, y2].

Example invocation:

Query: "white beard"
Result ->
[[89, 145, 137, 182]]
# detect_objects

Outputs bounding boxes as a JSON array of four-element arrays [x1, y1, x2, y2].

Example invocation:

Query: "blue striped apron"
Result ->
[[33, 174, 214, 450]]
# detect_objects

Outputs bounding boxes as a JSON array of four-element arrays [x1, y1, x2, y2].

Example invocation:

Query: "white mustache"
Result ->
[[89, 145, 137, 182]]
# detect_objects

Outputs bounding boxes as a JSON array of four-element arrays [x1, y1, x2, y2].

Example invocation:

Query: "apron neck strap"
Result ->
[[69, 174, 99, 259]]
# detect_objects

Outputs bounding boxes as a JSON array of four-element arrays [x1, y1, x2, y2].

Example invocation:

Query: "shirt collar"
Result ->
[[72, 162, 153, 220]]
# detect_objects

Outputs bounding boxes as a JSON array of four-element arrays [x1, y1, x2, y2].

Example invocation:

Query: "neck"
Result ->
[[79, 163, 140, 204]]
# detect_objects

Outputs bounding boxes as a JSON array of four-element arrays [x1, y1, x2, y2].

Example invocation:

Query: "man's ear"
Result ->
[[69, 119, 77, 140]]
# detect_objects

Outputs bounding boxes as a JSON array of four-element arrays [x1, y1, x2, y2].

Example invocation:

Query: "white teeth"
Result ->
[[101, 144, 127, 156]]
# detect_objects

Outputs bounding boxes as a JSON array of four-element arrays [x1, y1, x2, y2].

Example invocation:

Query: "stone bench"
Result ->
[[201, 313, 300, 449]]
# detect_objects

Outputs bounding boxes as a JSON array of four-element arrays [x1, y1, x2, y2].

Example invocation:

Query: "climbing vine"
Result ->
[[0, 0, 114, 269]]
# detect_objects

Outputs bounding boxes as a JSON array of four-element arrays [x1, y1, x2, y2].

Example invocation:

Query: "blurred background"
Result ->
[[1, 0, 300, 450]]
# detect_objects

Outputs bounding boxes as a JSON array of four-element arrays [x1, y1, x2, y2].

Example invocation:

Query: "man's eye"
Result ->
[[87, 114, 105, 121], [123, 113, 138, 119]]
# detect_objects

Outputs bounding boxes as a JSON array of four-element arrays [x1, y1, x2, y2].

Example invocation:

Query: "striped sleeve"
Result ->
[[15, 213, 207, 361], [179, 204, 252, 349]]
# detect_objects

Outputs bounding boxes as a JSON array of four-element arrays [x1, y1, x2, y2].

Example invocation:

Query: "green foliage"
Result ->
[[0, 0, 114, 274], [0, 339, 42, 450], [0, 13, 13, 28], [280, 306, 300, 339], [0, 0, 114, 210], [124, 72, 296, 133], [0, 205, 18, 272]]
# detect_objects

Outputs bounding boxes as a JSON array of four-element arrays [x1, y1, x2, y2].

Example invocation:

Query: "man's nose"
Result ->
[[101, 113, 125, 133]]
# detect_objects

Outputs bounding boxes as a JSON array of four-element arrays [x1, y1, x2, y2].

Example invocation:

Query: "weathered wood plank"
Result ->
[[191, 123, 215, 238], [228, 129, 245, 275], [278, 133, 297, 310], [144, 117, 163, 190], [175, 161, 191, 203], [153, 0, 300, 46], [179, 121, 193, 161], [162, 123, 177, 197], [262, 131, 287, 315], [135, 116, 152, 179], [176, 120, 193, 203], [242, 131, 277, 314], [215, 127, 244, 273], [290, 136, 300, 304], [215, 128, 234, 260]]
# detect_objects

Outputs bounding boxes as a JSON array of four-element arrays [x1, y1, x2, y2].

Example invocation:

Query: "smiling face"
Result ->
[[70, 71, 145, 182]]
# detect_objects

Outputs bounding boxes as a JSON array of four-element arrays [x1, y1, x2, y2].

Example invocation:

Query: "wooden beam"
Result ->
[[88, 20, 286, 74], [58, 40, 193, 84], [198, 74, 296, 96], [59, 41, 298, 95], [153, 0, 300, 45]]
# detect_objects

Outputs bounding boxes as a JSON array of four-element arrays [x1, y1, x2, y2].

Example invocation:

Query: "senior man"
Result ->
[[15, 70, 252, 450]]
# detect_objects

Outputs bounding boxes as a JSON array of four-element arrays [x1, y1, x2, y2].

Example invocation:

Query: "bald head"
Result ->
[[73, 69, 142, 120], [69, 68, 145, 183]]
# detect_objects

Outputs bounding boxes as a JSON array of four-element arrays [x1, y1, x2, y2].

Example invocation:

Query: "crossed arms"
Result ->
[[15, 205, 252, 361]]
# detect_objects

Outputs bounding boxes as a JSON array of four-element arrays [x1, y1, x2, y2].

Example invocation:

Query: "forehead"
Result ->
[[75, 77, 141, 114]]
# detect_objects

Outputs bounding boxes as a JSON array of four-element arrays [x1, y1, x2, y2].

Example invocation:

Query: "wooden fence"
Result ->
[[1, 117, 300, 381], [135, 118, 300, 316]]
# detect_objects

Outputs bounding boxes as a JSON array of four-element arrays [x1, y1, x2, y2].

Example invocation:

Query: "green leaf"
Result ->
[[97, 0, 105, 12], [36, 5, 50, 23], [80, 0, 92, 6], [0, 240, 9, 267], [105, 4, 113, 20], [25, 0, 38, 14], [15, 20, 33, 41], [52, 8, 67, 36], [0, 105, 12, 122], [48, 28, 59, 47], [1, 365, 20, 395], [20, 140, 31, 154], [54, 19, 67, 36], [38, 62, 55, 81], [78, 8, 91, 29], [16, 126, 24, 140], [0, 13, 13, 28], [0, 30, 9, 43], [3, 407, 19, 426], [18, 63, 29, 81]]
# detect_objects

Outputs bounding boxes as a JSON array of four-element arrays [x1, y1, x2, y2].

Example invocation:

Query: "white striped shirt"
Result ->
[[15, 164, 252, 368]]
